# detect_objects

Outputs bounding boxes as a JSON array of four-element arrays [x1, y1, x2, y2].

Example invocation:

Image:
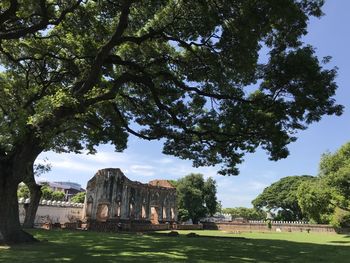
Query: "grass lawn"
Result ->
[[0, 229, 349, 262]]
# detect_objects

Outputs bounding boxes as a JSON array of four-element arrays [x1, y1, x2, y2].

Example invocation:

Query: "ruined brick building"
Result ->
[[85, 168, 177, 225]]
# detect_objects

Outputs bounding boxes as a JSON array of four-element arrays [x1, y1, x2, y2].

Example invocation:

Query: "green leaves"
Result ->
[[252, 175, 314, 220], [0, 0, 343, 175], [319, 143, 350, 212], [71, 192, 86, 203], [296, 142, 350, 225], [223, 207, 266, 220], [176, 173, 218, 222], [297, 179, 333, 223], [28, 90, 78, 126]]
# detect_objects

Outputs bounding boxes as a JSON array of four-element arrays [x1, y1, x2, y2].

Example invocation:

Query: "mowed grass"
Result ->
[[0, 229, 349, 263]]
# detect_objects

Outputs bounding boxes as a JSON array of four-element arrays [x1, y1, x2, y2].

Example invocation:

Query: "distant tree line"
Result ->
[[18, 183, 86, 203], [222, 207, 266, 221]]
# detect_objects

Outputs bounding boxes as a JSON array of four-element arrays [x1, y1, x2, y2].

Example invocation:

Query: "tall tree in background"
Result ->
[[71, 192, 86, 203], [319, 143, 350, 213], [297, 179, 333, 224], [0, 0, 343, 243], [298, 142, 350, 226], [176, 173, 218, 223], [203, 177, 218, 216], [252, 175, 314, 221]]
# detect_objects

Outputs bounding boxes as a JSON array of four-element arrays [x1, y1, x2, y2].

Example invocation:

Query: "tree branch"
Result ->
[[112, 104, 158, 141], [75, 0, 133, 95], [0, 0, 83, 40], [0, 0, 18, 25]]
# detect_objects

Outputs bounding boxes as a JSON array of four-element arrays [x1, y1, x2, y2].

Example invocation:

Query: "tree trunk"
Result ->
[[23, 179, 42, 228], [22, 164, 42, 228], [0, 172, 37, 244], [0, 134, 42, 244]]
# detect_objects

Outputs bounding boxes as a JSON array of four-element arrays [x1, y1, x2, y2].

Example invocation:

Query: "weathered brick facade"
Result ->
[[85, 168, 177, 227]]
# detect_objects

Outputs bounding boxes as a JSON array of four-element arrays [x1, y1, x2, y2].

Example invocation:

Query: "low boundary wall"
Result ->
[[202, 222, 350, 234], [19, 200, 203, 232], [86, 220, 171, 232], [19, 202, 84, 226], [86, 220, 203, 232], [176, 224, 203, 230]]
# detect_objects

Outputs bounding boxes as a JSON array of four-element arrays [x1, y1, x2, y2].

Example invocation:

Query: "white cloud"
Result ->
[[129, 165, 155, 176], [36, 145, 266, 208], [247, 181, 268, 191], [155, 158, 174, 164]]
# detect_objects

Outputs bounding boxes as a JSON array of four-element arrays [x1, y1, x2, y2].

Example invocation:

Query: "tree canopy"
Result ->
[[176, 173, 218, 223], [297, 142, 350, 226], [0, 0, 343, 244], [297, 179, 333, 224], [223, 207, 266, 221], [0, 0, 343, 175], [39, 183, 65, 201], [252, 175, 314, 221], [17, 183, 30, 199], [71, 191, 86, 203], [319, 143, 350, 212]]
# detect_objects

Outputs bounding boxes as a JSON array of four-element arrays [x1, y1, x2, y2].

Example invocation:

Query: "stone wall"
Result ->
[[202, 222, 349, 234], [176, 224, 203, 230], [85, 168, 177, 224], [86, 220, 172, 232], [19, 200, 84, 226]]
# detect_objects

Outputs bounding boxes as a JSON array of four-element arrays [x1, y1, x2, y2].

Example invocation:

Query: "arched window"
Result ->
[[96, 204, 109, 222], [141, 205, 146, 219], [116, 201, 121, 217]]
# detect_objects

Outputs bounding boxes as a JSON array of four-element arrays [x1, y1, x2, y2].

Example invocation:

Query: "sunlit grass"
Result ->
[[157, 230, 350, 245], [0, 229, 349, 262]]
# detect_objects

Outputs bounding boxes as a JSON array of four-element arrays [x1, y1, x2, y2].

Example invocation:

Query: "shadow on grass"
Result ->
[[148, 231, 248, 240], [0, 229, 350, 263]]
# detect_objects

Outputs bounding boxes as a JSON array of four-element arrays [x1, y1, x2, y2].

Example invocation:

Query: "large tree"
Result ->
[[252, 175, 314, 221], [176, 173, 218, 223], [319, 143, 350, 212], [298, 142, 350, 225], [297, 179, 333, 224], [0, 0, 343, 243]]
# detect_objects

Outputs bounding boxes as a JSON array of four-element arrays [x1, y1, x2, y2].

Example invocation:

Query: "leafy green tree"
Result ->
[[39, 184, 65, 201], [71, 192, 86, 203], [203, 177, 218, 216], [298, 142, 350, 226], [176, 173, 218, 223], [17, 183, 30, 199], [0, 0, 343, 244], [51, 191, 65, 201], [216, 201, 223, 214], [252, 175, 314, 220], [177, 208, 190, 222], [297, 179, 333, 224], [330, 208, 350, 228], [40, 184, 54, 200], [223, 207, 266, 220], [319, 143, 350, 212]]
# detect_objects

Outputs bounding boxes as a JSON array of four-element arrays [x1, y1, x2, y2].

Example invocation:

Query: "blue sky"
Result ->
[[36, 1, 350, 208]]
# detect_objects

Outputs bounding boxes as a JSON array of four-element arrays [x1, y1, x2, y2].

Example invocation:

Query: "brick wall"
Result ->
[[176, 224, 203, 230], [202, 222, 350, 234], [86, 220, 172, 232]]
